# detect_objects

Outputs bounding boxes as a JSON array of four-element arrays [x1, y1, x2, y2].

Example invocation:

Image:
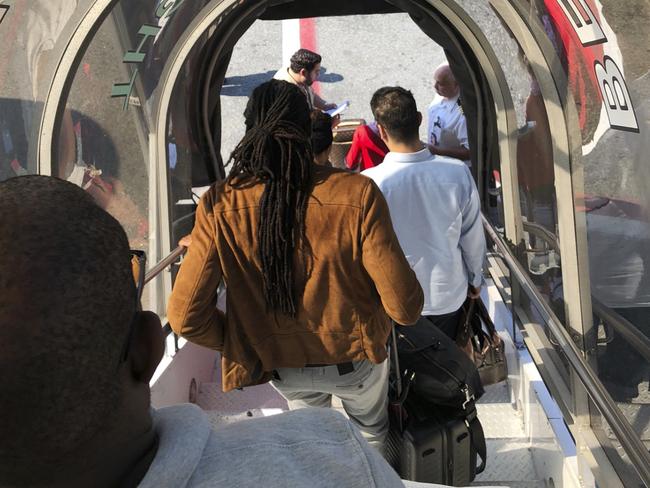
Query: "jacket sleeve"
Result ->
[[360, 179, 424, 325], [459, 168, 487, 288], [167, 190, 226, 350], [312, 91, 329, 110]]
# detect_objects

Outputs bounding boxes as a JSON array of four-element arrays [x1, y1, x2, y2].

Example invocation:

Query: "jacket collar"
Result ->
[[383, 147, 431, 164]]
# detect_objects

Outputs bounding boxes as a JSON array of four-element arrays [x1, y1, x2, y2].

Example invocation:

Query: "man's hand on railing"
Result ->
[[179, 235, 192, 248], [144, 244, 188, 284]]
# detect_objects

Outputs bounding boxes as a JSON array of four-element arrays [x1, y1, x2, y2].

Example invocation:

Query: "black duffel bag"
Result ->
[[387, 321, 488, 483], [395, 317, 484, 410]]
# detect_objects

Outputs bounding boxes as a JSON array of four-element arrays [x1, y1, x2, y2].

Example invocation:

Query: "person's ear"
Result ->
[[129, 311, 164, 383], [377, 123, 389, 143], [417, 111, 423, 127], [299, 68, 308, 80]]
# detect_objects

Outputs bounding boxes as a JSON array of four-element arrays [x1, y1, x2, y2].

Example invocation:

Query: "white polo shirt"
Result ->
[[363, 148, 485, 315], [427, 94, 470, 166]]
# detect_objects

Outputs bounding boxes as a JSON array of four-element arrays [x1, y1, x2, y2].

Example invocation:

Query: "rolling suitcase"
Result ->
[[398, 397, 483, 485], [386, 325, 487, 486]]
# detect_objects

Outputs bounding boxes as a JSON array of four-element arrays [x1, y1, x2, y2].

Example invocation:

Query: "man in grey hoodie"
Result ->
[[0, 175, 446, 488]]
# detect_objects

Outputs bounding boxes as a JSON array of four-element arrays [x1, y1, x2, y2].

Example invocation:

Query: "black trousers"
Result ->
[[423, 306, 464, 340]]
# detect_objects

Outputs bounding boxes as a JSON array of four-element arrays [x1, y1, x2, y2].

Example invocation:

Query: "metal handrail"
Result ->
[[522, 220, 561, 253], [144, 245, 186, 285], [591, 298, 650, 363], [513, 219, 650, 362], [483, 215, 650, 486]]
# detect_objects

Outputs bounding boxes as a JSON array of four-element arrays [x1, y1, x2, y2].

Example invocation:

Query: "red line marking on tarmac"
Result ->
[[299, 18, 321, 96]]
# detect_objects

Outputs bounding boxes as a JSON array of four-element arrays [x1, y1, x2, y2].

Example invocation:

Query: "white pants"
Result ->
[[271, 359, 390, 452]]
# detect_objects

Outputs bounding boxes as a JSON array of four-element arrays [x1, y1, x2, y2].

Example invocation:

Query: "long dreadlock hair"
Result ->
[[227, 80, 314, 317]]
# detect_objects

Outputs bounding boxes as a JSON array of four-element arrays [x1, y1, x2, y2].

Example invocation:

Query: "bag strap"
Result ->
[[390, 323, 414, 432], [390, 323, 402, 398], [463, 404, 487, 474], [457, 298, 476, 342], [476, 299, 497, 337]]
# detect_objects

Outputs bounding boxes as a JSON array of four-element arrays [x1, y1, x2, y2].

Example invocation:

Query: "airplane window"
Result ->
[[50, 0, 208, 313], [527, 0, 650, 479], [0, 0, 87, 181], [513, 52, 570, 385], [166, 27, 215, 248], [51, 5, 153, 253], [475, 3, 571, 383]]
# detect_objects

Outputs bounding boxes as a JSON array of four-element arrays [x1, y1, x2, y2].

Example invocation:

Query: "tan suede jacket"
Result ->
[[167, 166, 423, 392]]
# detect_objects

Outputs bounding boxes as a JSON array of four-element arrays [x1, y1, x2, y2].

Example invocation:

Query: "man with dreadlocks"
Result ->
[[168, 79, 423, 453]]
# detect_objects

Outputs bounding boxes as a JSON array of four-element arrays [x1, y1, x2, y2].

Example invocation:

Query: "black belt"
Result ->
[[304, 362, 355, 375]]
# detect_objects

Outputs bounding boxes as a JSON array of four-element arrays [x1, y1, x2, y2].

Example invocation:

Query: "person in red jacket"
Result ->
[[345, 121, 389, 171]]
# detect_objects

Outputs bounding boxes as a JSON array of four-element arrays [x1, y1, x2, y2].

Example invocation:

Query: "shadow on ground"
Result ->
[[222, 67, 344, 97]]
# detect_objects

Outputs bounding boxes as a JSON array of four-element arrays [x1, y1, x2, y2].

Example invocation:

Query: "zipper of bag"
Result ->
[[397, 331, 475, 410]]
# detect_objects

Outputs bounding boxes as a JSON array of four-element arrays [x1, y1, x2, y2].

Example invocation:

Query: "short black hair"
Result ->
[[0, 176, 135, 483], [290, 48, 322, 73], [310, 110, 333, 154], [370, 86, 420, 143]]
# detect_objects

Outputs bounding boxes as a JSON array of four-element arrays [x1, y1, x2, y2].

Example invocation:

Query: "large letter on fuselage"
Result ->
[[557, 0, 607, 46], [123, 24, 161, 63], [156, 0, 185, 19], [594, 56, 640, 132]]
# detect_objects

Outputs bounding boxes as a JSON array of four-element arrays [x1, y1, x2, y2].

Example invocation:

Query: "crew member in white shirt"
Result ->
[[427, 64, 471, 166], [274, 48, 336, 111], [363, 86, 486, 339]]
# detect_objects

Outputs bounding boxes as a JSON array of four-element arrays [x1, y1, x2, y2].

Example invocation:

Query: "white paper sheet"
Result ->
[[325, 100, 350, 117]]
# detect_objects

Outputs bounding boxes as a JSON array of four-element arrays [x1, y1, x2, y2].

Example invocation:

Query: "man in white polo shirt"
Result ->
[[427, 64, 471, 166], [363, 87, 486, 339]]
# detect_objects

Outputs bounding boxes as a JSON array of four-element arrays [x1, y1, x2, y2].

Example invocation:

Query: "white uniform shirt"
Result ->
[[427, 94, 470, 166], [363, 148, 485, 315]]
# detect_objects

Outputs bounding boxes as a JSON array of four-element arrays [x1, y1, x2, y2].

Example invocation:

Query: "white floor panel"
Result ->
[[197, 380, 288, 413], [472, 383, 542, 486], [477, 403, 526, 439], [479, 382, 511, 404], [473, 440, 538, 482]]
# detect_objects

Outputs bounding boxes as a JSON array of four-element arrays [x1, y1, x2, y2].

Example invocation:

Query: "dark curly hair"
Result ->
[[289, 48, 322, 73], [310, 110, 333, 155]]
